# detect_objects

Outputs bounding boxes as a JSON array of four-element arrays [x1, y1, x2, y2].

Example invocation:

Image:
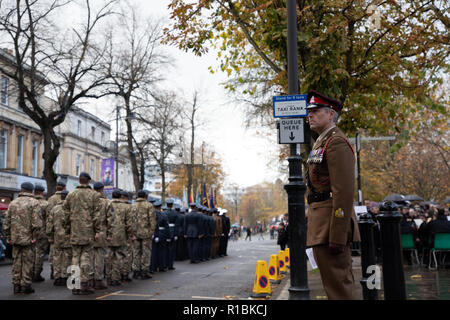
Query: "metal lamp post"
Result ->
[[284, 0, 310, 300]]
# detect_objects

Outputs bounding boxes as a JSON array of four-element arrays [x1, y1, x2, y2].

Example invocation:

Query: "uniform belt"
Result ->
[[159, 227, 165, 230], [307, 191, 332, 204], [169, 223, 175, 227]]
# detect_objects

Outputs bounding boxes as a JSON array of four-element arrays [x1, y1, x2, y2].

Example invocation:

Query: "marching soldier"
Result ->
[[175, 205, 186, 261], [211, 208, 222, 259], [305, 90, 361, 300], [165, 198, 179, 270], [219, 210, 231, 257], [63, 172, 102, 295], [3, 182, 42, 295], [92, 182, 110, 290], [46, 190, 71, 286], [107, 189, 135, 286], [150, 201, 170, 272], [131, 190, 156, 279], [46, 180, 66, 280], [32, 184, 49, 282], [120, 191, 134, 282], [184, 203, 202, 263]]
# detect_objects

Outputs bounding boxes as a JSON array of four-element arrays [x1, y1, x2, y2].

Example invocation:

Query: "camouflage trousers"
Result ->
[[110, 246, 126, 281], [53, 246, 72, 279], [105, 247, 112, 280], [91, 246, 106, 281], [132, 239, 152, 272], [33, 238, 49, 277], [122, 241, 132, 275], [71, 244, 93, 283], [12, 245, 34, 286]]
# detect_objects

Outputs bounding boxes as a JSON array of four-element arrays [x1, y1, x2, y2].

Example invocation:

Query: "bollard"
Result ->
[[251, 260, 271, 298], [376, 201, 406, 300], [285, 248, 290, 269], [358, 212, 378, 300], [278, 250, 287, 274], [268, 254, 282, 284]]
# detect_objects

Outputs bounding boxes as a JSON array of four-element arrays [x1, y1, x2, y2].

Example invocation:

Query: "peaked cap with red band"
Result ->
[[306, 90, 343, 112]]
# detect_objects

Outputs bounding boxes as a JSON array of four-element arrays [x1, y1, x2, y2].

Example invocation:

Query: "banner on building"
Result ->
[[101, 158, 115, 187]]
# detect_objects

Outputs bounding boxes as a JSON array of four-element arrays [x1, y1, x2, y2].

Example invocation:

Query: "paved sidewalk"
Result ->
[[272, 256, 450, 300]]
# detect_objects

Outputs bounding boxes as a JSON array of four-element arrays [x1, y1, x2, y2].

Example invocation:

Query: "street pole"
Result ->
[[284, 0, 310, 300], [115, 106, 119, 189], [356, 131, 362, 205]]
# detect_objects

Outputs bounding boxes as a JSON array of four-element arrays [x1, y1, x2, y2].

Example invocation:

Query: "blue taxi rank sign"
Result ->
[[273, 94, 308, 118]]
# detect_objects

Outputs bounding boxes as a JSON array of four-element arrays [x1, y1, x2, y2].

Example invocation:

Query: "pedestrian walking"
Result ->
[[277, 222, 288, 250], [2, 182, 42, 295], [245, 226, 252, 241], [305, 91, 360, 300]]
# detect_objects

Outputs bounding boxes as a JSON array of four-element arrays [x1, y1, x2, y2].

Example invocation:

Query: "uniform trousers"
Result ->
[[122, 241, 132, 275], [210, 237, 220, 258], [313, 244, 356, 300], [204, 237, 211, 260], [132, 239, 152, 272], [92, 246, 106, 281], [53, 246, 72, 279], [71, 244, 93, 283], [33, 238, 48, 276], [110, 246, 126, 281], [187, 237, 199, 262], [12, 245, 34, 286], [167, 238, 176, 268]]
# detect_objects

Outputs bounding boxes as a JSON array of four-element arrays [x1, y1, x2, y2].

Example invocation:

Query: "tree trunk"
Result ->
[[124, 99, 140, 193], [41, 127, 60, 197]]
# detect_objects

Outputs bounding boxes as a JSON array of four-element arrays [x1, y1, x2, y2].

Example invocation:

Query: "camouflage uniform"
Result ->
[[121, 199, 133, 279], [46, 191, 63, 278], [107, 199, 134, 283], [91, 194, 110, 282], [2, 192, 42, 291], [63, 185, 102, 286], [46, 200, 72, 280], [131, 198, 156, 275], [33, 195, 49, 280]]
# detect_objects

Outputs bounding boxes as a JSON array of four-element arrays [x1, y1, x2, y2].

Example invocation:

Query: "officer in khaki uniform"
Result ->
[[305, 90, 360, 300], [32, 184, 49, 282]]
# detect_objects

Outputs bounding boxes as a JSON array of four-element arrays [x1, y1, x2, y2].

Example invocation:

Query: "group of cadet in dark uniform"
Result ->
[[2, 171, 231, 295], [150, 200, 231, 271]]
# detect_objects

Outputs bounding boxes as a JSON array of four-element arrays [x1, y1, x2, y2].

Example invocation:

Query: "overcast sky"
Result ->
[[84, 0, 282, 189]]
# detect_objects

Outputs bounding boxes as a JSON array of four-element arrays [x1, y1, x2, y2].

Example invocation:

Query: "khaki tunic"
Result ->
[[306, 127, 360, 247]]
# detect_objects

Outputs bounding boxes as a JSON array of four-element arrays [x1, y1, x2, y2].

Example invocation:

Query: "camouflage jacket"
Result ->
[[94, 194, 111, 247], [34, 195, 49, 240], [63, 185, 102, 245], [131, 198, 156, 240], [2, 192, 42, 246], [107, 199, 134, 247], [47, 192, 63, 212], [46, 201, 71, 248]]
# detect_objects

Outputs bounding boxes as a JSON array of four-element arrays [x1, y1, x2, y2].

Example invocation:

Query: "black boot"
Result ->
[[79, 282, 95, 295], [122, 273, 132, 282], [94, 279, 107, 290], [22, 285, 35, 294], [13, 284, 23, 295], [132, 271, 141, 279], [141, 271, 152, 279]]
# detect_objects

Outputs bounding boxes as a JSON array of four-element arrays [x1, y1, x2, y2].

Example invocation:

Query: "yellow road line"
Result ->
[[95, 290, 123, 300]]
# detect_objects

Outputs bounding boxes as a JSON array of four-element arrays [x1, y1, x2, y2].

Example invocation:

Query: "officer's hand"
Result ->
[[328, 242, 345, 254], [107, 237, 112, 242], [132, 235, 137, 241], [31, 239, 36, 244], [49, 239, 54, 244], [184, 235, 187, 239], [155, 237, 159, 243], [95, 233, 100, 240], [6, 239, 11, 244], [174, 236, 178, 241]]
